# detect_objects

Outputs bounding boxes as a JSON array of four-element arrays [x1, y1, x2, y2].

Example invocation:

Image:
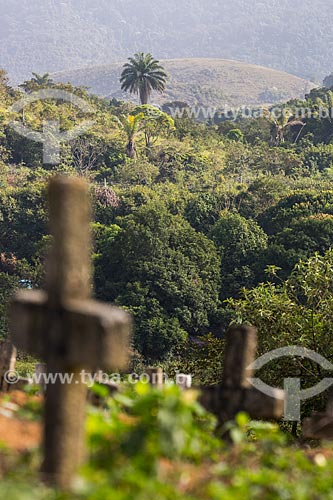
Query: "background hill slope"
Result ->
[[53, 58, 314, 107]]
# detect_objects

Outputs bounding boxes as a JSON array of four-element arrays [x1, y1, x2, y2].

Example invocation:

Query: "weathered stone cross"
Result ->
[[200, 325, 285, 424], [10, 176, 131, 488]]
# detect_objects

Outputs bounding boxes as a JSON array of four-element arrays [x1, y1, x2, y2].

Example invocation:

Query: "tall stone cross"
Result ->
[[200, 325, 285, 424], [10, 176, 132, 488]]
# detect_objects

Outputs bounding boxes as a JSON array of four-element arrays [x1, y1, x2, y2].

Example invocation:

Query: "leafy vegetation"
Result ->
[[2, 68, 333, 393], [2, 385, 333, 499], [3, 63, 333, 498]]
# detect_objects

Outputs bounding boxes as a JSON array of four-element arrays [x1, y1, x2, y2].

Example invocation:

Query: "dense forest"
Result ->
[[1, 0, 333, 83], [4, 64, 333, 497], [2, 68, 333, 393]]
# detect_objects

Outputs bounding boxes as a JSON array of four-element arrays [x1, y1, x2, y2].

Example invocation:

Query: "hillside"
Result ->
[[0, 0, 332, 83], [52, 58, 314, 108]]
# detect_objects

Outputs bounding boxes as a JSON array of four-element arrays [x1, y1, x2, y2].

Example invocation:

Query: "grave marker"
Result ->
[[10, 176, 132, 488], [0, 341, 17, 391], [200, 325, 285, 423], [147, 367, 164, 388]]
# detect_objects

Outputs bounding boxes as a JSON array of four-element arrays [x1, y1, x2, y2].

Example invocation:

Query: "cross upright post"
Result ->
[[10, 176, 132, 488], [200, 325, 284, 424]]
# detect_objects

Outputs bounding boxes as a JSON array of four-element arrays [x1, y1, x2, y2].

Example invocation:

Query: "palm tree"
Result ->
[[318, 90, 333, 124], [120, 53, 167, 105], [19, 72, 54, 93], [115, 113, 144, 158], [30, 72, 54, 86], [266, 109, 304, 146]]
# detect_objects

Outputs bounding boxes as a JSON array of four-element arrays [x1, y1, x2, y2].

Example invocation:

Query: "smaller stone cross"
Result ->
[[147, 367, 164, 388], [200, 325, 284, 424], [0, 341, 17, 391], [10, 176, 132, 488]]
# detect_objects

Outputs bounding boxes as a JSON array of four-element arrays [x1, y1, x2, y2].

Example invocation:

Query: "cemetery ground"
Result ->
[[2, 381, 333, 499]]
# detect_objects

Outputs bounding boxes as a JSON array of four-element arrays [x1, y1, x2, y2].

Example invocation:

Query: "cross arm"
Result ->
[[10, 289, 48, 358], [303, 413, 333, 439], [10, 291, 132, 370], [62, 299, 132, 370], [200, 385, 285, 422]]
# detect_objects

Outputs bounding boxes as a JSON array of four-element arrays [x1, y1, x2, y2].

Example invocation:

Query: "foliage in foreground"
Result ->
[[2, 384, 333, 499]]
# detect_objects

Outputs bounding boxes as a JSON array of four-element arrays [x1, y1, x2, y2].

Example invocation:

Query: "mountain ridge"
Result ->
[[0, 0, 331, 83]]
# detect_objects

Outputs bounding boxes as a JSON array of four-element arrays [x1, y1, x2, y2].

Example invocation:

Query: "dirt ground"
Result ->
[[0, 391, 42, 451], [0, 390, 333, 470]]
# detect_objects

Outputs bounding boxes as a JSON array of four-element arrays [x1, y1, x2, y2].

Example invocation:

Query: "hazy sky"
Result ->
[[0, 0, 331, 82]]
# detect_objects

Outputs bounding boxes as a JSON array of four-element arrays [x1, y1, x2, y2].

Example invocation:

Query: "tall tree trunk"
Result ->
[[126, 140, 137, 158], [139, 84, 149, 105]]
